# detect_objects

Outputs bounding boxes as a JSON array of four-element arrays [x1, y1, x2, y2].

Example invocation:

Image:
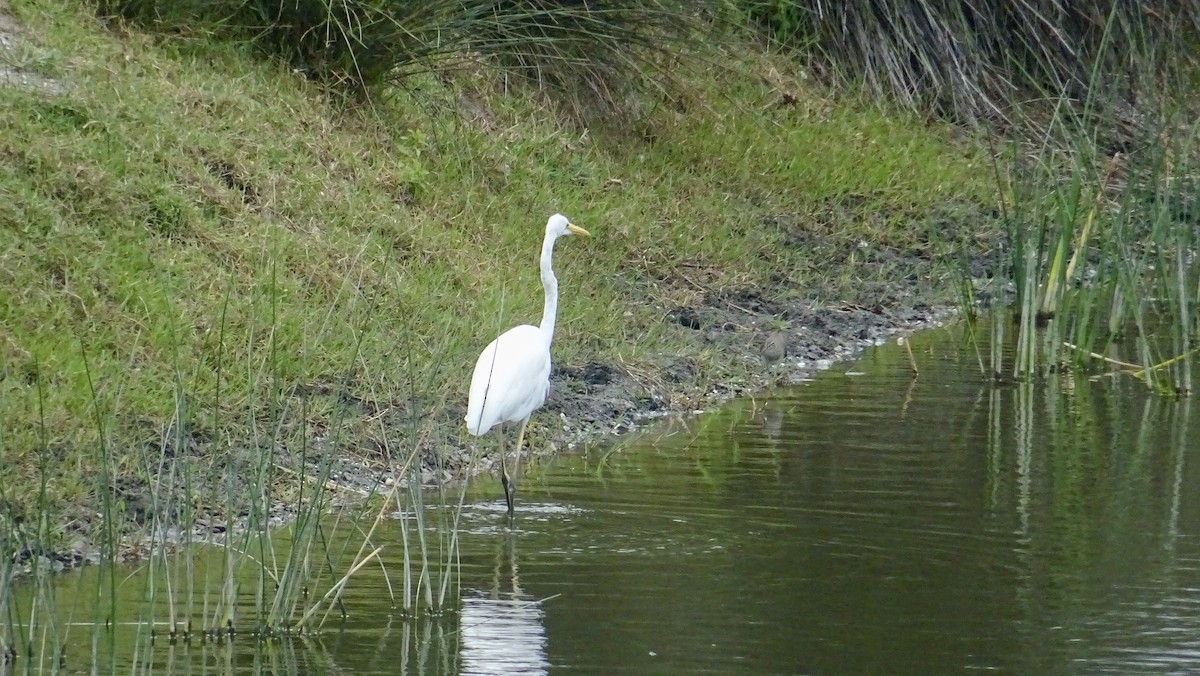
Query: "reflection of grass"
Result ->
[[983, 363, 1194, 643]]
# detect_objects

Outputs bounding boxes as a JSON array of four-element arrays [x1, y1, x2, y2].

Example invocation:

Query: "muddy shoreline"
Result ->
[[410, 290, 958, 492]]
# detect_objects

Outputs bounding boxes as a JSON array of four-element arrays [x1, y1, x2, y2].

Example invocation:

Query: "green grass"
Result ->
[[0, 0, 993, 550]]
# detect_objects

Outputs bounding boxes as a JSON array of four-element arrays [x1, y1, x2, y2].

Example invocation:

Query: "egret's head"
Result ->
[[547, 213, 590, 239]]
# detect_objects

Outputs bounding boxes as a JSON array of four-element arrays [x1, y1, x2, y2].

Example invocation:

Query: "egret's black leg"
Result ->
[[506, 418, 530, 516], [498, 423, 515, 515], [501, 470, 514, 515]]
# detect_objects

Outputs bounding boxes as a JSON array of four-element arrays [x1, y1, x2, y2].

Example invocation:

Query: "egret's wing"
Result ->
[[466, 325, 551, 435]]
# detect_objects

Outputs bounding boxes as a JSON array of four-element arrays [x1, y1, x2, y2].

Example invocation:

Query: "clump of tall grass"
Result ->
[[739, 1, 1200, 130], [92, 0, 708, 123], [456, 1, 704, 123], [971, 114, 1199, 395], [0, 256, 471, 670], [0, 363, 70, 671]]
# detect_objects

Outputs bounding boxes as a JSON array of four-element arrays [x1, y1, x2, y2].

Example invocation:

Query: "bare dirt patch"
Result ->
[[0, 0, 66, 94]]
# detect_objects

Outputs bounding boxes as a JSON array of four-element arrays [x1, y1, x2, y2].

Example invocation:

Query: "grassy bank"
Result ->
[[0, 0, 996, 555]]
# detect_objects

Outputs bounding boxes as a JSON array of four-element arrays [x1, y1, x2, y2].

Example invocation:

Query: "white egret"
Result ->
[[466, 213, 590, 515]]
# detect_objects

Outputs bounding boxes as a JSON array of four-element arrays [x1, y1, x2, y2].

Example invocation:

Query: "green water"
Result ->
[[33, 326, 1200, 673]]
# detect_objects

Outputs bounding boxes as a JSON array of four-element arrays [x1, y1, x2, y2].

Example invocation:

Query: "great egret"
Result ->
[[466, 213, 590, 515]]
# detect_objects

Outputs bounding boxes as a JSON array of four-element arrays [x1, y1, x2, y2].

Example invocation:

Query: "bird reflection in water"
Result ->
[[460, 530, 551, 675]]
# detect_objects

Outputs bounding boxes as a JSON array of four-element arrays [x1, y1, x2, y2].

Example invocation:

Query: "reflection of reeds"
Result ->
[[983, 363, 1196, 656]]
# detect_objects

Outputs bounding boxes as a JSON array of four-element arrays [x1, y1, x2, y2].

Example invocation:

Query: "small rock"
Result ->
[[668, 306, 702, 330], [762, 331, 786, 362]]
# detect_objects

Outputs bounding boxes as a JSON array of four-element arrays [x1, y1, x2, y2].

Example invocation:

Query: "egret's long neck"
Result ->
[[538, 232, 559, 343]]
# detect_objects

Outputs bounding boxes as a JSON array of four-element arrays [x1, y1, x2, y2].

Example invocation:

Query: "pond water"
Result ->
[[46, 325, 1200, 673]]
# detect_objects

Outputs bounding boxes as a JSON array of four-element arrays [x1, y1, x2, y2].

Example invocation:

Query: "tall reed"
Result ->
[[0, 245, 471, 671], [969, 115, 1199, 394]]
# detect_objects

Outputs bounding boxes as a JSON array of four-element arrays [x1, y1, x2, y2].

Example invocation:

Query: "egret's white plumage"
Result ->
[[466, 324, 551, 436], [466, 213, 589, 514]]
